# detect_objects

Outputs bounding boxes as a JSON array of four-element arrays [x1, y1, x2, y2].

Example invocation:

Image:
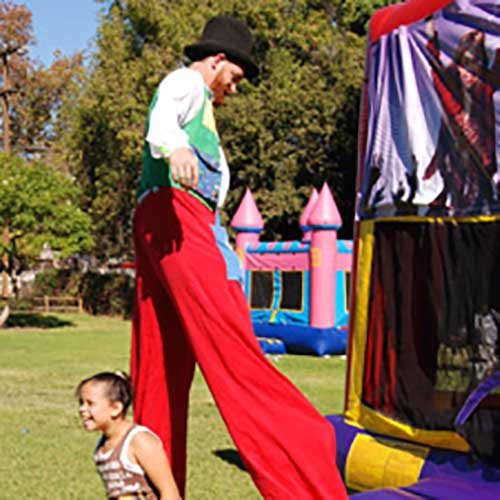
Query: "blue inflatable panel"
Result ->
[[326, 415, 500, 498], [253, 323, 347, 356], [257, 337, 286, 355]]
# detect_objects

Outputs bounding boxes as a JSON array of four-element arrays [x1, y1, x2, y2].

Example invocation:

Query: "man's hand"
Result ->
[[169, 147, 199, 188]]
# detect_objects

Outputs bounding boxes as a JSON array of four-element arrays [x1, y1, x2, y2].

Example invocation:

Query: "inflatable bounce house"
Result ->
[[327, 0, 500, 497], [230, 184, 353, 356]]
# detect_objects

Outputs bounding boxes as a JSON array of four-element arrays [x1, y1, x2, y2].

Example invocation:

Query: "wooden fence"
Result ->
[[32, 296, 84, 314]]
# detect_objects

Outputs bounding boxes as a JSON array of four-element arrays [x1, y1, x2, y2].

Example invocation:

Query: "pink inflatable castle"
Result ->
[[231, 183, 353, 356]]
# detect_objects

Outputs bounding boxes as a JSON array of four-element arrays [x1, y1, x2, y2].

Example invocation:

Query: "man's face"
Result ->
[[210, 60, 244, 106]]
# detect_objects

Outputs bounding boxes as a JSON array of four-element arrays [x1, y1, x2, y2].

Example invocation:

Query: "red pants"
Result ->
[[131, 187, 347, 499]]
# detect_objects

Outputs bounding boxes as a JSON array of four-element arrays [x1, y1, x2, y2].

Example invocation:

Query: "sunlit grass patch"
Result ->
[[0, 313, 346, 499]]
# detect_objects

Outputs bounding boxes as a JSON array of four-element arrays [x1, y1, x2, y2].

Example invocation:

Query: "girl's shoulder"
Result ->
[[121, 425, 162, 472], [127, 425, 161, 451], [124, 425, 161, 453], [128, 424, 160, 440]]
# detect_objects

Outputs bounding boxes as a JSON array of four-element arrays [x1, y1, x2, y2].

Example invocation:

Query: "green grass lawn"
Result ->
[[0, 313, 347, 499]]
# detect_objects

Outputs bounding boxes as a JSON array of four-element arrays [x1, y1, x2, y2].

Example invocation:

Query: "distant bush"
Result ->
[[33, 269, 78, 297], [33, 270, 134, 318], [9, 298, 34, 311], [79, 272, 134, 317]]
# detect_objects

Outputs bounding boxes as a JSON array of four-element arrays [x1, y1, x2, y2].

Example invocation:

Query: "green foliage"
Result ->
[[32, 268, 78, 296], [216, 1, 368, 239], [0, 153, 93, 289], [66, 0, 396, 257], [331, 0, 396, 34], [33, 268, 134, 317], [16, 53, 85, 163], [79, 272, 134, 316], [8, 297, 34, 312]]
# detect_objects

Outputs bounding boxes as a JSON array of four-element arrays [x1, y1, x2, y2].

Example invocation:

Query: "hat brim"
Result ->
[[184, 41, 259, 80]]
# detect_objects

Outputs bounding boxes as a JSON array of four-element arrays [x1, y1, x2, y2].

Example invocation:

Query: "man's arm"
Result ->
[[146, 69, 203, 188]]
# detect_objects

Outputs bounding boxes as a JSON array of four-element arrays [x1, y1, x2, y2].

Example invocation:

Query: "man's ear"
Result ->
[[211, 52, 227, 70], [110, 401, 124, 418]]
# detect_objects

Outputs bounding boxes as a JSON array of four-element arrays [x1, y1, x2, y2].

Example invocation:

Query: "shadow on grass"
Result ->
[[5, 312, 74, 329], [213, 449, 246, 471]]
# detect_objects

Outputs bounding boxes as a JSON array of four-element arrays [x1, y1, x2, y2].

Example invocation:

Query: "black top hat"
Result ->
[[184, 15, 258, 80]]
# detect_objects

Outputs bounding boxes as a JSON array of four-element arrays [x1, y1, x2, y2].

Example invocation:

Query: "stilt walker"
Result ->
[[131, 15, 347, 499]]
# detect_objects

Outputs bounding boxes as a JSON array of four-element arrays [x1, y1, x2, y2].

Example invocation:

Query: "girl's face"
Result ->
[[78, 381, 121, 432]]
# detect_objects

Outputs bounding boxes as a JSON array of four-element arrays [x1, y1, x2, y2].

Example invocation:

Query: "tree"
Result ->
[[216, 0, 368, 240], [65, 0, 395, 259], [0, 0, 84, 163], [216, 0, 394, 240], [0, 153, 94, 299], [12, 53, 85, 165], [0, 1, 86, 300], [0, 1, 31, 153], [323, 0, 396, 35]]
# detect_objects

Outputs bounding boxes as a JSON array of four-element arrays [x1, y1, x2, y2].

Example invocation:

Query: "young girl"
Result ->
[[76, 372, 181, 500]]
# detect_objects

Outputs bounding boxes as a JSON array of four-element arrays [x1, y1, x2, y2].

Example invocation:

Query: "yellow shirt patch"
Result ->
[[202, 99, 218, 137]]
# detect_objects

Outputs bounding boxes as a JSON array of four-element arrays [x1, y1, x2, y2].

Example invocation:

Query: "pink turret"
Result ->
[[308, 183, 342, 328], [299, 188, 319, 242], [230, 188, 264, 264]]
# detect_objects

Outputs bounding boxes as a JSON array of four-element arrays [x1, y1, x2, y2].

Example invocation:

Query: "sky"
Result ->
[[21, 0, 100, 66]]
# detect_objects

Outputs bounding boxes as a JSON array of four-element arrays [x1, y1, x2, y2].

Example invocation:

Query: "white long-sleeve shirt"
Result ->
[[146, 68, 230, 207]]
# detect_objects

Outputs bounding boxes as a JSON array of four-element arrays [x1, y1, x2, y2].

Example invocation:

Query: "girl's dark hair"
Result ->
[[76, 371, 133, 416]]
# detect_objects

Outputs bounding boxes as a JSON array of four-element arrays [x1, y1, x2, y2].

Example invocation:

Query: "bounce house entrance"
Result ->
[[359, 219, 500, 432], [329, 0, 500, 496], [354, 218, 500, 471]]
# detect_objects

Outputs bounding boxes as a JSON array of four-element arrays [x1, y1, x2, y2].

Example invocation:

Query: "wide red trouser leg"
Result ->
[[131, 187, 347, 500], [131, 231, 195, 497]]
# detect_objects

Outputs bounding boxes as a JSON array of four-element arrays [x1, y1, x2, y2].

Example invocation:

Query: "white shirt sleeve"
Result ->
[[146, 68, 205, 159]]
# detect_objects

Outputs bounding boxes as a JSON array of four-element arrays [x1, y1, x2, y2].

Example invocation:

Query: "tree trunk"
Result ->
[[2, 224, 9, 298], [0, 302, 10, 328]]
